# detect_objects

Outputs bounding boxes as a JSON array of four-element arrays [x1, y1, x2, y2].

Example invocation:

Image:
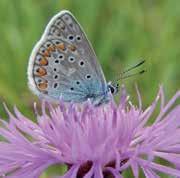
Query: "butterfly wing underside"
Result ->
[[28, 10, 107, 103]]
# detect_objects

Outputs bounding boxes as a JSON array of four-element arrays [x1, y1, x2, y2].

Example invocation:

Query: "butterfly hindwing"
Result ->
[[28, 10, 107, 103]]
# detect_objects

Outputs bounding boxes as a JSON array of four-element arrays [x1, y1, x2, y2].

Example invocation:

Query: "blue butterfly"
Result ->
[[27, 10, 144, 106]]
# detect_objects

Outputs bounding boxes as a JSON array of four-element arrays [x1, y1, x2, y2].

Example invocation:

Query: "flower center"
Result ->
[[67, 158, 129, 178], [103, 170, 115, 178], [77, 161, 93, 178]]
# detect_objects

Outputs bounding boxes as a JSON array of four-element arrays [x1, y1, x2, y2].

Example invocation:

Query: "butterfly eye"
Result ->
[[108, 84, 118, 95], [79, 60, 85, 67], [68, 56, 75, 63], [85, 74, 91, 80], [109, 86, 115, 94]]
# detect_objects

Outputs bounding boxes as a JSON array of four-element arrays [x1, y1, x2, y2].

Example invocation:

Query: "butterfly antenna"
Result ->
[[119, 70, 146, 80], [121, 60, 145, 74], [113, 60, 146, 82]]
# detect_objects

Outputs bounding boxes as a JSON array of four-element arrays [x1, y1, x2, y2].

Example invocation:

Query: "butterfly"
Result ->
[[27, 10, 120, 106], [28, 10, 144, 106]]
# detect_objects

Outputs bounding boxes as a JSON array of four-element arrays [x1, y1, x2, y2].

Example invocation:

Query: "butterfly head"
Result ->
[[92, 82, 119, 106], [107, 82, 119, 95]]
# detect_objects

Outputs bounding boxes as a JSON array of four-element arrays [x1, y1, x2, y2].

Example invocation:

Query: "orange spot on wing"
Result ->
[[39, 58, 48, 66], [38, 82, 48, 90], [47, 46, 55, 52], [43, 50, 50, 57], [68, 45, 76, 52], [36, 67, 47, 76], [42, 46, 55, 57], [57, 43, 66, 51]]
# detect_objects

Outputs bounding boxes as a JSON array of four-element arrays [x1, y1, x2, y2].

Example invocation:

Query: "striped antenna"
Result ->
[[115, 60, 146, 82]]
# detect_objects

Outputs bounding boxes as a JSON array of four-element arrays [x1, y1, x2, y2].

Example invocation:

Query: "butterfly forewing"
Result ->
[[28, 10, 107, 103]]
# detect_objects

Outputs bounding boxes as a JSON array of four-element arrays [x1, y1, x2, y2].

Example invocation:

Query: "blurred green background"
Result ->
[[0, 0, 179, 177]]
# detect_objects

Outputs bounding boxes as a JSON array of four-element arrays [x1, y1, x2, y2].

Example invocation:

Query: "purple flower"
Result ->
[[0, 87, 179, 178]]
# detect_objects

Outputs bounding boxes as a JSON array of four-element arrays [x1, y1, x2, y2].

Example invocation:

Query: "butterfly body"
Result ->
[[28, 10, 118, 106]]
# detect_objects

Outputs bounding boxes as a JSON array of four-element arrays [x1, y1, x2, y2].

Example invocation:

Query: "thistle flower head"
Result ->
[[0, 87, 179, 178]]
